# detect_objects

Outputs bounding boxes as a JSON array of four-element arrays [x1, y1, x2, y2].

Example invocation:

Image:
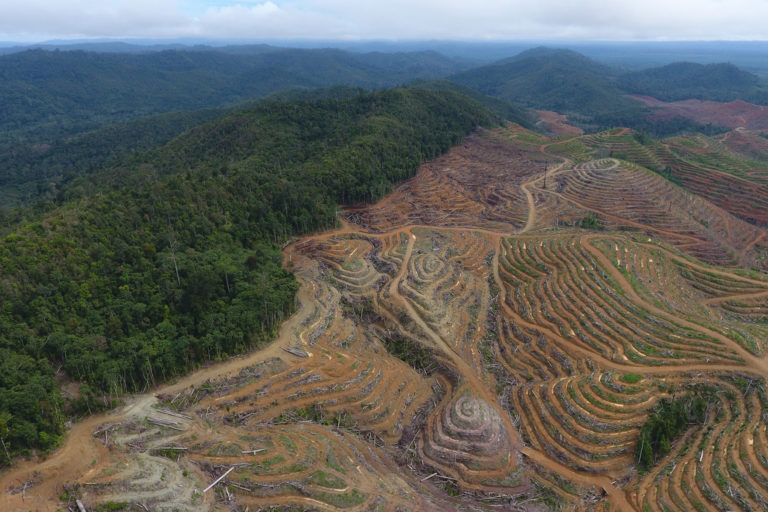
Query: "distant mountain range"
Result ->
[[0, 46, 472, 144], [3, 43, 765, 148], [4, 39, 768, 75], [3, 43, 768, 207], [450, 47, 768, 120]]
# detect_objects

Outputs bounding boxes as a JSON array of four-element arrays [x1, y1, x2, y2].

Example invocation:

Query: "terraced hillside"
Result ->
[[5, 124, 768, 511], [576, 128, 768, 228]]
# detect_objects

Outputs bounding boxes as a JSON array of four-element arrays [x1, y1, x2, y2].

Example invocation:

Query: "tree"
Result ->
[[0, 412, 12, 465]]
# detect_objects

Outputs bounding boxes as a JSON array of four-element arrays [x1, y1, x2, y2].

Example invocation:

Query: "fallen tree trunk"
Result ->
[[203, 466, 235, 493]]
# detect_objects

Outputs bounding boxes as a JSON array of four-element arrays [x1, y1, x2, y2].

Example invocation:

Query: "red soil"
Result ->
[[628, 95, 768, 132], [535, 110, 584, 136], [719, 128, 768, 160]]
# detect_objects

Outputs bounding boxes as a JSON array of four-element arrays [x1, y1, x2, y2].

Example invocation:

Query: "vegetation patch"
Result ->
[[635, 394, 709, 471], [308, 469, 347, 489], [380, 333, 440, 375], [621, 373, 643, 384]]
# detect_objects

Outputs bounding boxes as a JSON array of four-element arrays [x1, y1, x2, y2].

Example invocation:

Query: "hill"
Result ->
[[0, 107, 229, 207], [408, 78, 535, 127], [449, 47, 768, 134], [0, 79, 532, 210], [450, 47, 636, 119], [563, 127, 768, 228], [619, 62, 768, 103], [0, 87, 382, 209], [0, 46, 470, 145], [0, 88, 498, 463]]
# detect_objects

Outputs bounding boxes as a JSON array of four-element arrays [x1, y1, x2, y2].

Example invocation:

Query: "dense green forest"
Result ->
[[408, 79, 534, 128], [0, 84, 525, 209], [449, 48, 640, 120], [619, 62, 768, 103], [0, 88, 498, 464], [0, 107, 229, 207], [0, 47, 469, 144]]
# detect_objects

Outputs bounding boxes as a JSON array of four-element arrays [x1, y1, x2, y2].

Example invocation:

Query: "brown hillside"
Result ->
[[629, 95, 768, 132], [720, 127, 768, 161]]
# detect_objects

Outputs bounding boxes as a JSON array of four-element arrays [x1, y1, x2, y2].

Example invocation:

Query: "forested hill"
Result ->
[[449, 47, 636, 118], [448, 47, 768, 132], [0, 46, 469, 144], [618, 62, 768, 103], [0, 107, 229, 207], [0, 84, 525, 210], [0, 88, 499, 463]]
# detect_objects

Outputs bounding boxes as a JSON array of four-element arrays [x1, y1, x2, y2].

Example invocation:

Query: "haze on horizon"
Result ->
[[2, 0, 768, 44]]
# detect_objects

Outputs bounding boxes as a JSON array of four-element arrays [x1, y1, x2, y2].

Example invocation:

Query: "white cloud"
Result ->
[[1, 0, 768, 42], [192, 2, 348, 38], [0, 0, 187, 39]]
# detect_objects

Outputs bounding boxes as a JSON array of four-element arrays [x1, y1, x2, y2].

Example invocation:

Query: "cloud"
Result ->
[[193, 2, 347, 38], [0, 0, 188, 39], [1, 0, 768, 42]]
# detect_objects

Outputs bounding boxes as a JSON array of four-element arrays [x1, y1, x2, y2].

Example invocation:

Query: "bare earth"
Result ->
[[536, 110, 585, 136], [629, 95, 768, 133]]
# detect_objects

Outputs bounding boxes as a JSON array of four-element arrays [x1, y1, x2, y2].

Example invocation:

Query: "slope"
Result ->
[[0, 107, 228, 208], [574, 128, 768, 228], [0, 88, 499, 463], [450, 47, 636, 119], [450, 47, 768, 135], [619, 62, 768, 103], [409, 78, 535, 127]]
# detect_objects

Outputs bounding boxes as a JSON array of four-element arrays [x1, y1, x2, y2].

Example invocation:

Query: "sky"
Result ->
[[2, 0, 768, 43]]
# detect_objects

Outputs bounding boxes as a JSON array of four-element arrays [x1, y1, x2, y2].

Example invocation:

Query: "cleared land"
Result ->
[[629, 96, 768, 133], [535, 110, 585, 136], [5, 124, 768, 511]]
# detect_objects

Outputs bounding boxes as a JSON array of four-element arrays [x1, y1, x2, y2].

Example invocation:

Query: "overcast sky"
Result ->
[[2, 0, 768, 42]]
